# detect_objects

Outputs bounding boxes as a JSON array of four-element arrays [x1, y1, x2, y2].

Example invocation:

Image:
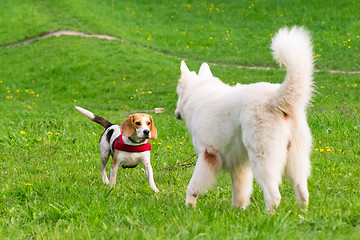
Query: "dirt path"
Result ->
[[4, 30, 360, 74]]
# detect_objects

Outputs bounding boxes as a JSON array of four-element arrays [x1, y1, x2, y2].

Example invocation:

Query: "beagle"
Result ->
[[75, 106, 159, 192]]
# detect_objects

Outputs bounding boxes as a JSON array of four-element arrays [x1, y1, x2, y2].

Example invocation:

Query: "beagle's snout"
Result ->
[[143, 129, 150, 136]]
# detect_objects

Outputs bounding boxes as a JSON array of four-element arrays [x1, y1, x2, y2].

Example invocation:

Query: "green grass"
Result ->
[[1, 0, 359, 239]]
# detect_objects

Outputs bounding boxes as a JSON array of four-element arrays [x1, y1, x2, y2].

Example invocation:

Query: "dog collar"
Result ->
[[113, 134, 151, 152], [128, 136, 147, 144]]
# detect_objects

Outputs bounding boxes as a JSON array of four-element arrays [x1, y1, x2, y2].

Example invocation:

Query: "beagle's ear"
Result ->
[[121, 115, 135, 137], [149, 115, 158, 140], [198, 62, 213, 78]]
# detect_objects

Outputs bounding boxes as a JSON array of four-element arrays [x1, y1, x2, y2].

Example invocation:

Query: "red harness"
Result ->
[[113, 134, 151, 152]]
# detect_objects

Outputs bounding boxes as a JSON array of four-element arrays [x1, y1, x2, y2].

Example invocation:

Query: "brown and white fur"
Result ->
[[175, 27, 314, 211], [75, 106, 159, 192]]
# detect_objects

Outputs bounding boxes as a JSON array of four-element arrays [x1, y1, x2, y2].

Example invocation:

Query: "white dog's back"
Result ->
[[175, 26, 314, 211]]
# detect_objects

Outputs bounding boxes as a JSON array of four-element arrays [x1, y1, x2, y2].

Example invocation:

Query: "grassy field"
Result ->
[[0, 0, 359, 239]]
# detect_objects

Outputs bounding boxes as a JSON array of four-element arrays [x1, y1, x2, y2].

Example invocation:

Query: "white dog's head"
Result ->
[[175, 61, 214, 120]]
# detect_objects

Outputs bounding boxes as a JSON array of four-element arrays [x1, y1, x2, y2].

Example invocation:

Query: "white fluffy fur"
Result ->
[[175, 26, 314, 211]]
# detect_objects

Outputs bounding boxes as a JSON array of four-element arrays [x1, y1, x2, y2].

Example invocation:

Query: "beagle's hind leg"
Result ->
[[100, 142, 111, 185]]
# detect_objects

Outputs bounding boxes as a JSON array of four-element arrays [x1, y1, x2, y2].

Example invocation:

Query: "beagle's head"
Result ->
[[120, 114, 157, 140]]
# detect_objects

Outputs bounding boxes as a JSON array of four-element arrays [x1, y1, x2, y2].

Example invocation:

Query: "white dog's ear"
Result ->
[[180, 60, 190, 74], [198, 62, 213, 78]]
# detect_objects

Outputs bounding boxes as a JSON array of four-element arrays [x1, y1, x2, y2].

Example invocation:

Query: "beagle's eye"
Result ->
[[135, 122, 141, 126], [147, 122, 151, 126]]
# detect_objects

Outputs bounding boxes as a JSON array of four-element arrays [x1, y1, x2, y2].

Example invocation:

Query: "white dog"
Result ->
[[175, 27, 314, 211]]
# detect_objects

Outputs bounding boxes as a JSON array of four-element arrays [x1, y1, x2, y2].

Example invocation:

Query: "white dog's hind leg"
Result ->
[[249, 149, 286, 212], [186, 149, 221, 207], [230, 163, 253, 209], [285, 130, 311, 208]]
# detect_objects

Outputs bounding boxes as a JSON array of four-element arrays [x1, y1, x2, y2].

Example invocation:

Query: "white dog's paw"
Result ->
[[186, 193, 198, 207], [153, 187, 159, 193]]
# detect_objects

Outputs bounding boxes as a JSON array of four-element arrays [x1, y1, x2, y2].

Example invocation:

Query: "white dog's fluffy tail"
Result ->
[[75, 106, 113, 128], [271, 26, 314, 115]]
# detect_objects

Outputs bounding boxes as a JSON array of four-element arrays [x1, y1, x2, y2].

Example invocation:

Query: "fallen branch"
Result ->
[[161, 154, 197, 171]]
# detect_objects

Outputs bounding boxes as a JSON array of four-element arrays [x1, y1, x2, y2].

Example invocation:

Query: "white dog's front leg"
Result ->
[[143, 161, 159, 193]]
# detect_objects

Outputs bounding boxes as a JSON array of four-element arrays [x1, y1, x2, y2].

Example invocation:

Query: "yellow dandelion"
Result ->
[[0, 80, 2, 83], [209, 37, 213, 40], [130, 97, 134, 100], [55, 133, 60, 136], [158, 142, 162, 145], [48, 132, 53, 135], [26, 183, 32, 186], [20, 131, 26, 134], [37, 138, 41, 141], [28, 106, 32, 109], [36, 94, 39, 97], [123, 77, 126, 80], [41, 67, 44, 70], [74, 99, 77, 102], [315, 148, 319, 151], [320, 149, 324, 152], [16, 90, 20, 93], [167, 146, 172, 149], [147, 91, 152, 94], [179, 142, 183, 145]]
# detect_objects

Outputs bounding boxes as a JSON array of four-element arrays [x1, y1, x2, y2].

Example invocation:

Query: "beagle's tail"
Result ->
[[75, 106, 113, 128], [270, 26, 314, 116]]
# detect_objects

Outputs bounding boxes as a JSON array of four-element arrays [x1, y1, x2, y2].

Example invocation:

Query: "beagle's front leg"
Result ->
[[142, 153, 159, 193], [109, 150, 121, 187]]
